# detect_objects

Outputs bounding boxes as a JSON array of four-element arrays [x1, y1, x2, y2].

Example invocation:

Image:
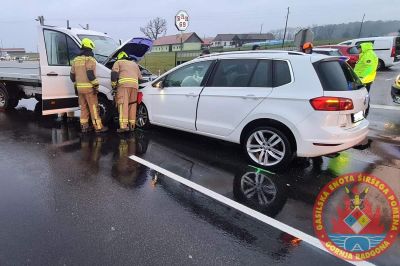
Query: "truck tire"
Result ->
[[8, 98, 19, 109], [377, 59, 385, 71], [98, 95, 114, 125], [0, 84, 10, 111]]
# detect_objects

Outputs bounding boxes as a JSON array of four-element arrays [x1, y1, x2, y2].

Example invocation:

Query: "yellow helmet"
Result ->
[[81, 38, 95, 50], [117, 51, 128, 60], [396, 75, 400, 87]]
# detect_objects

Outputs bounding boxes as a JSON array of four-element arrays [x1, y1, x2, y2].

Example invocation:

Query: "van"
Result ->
[[339, 36, 400, 69]]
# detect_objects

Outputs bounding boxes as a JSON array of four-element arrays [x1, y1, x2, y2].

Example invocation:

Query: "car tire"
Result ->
[[98, 95, 114, 125], [377, 59, 385, 71], [0, 84, 10, 111], [243, 126, 294, 170], [136, 103, 150, 129]]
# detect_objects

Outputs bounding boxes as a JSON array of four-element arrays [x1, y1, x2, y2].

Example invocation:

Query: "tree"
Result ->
[[140, 17, 167, 40]]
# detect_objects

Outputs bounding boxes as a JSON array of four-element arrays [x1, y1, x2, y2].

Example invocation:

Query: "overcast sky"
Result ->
[[0, 0, 398, 51]]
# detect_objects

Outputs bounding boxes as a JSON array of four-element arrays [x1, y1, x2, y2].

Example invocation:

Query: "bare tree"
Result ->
[[140, 17, 167, 40]]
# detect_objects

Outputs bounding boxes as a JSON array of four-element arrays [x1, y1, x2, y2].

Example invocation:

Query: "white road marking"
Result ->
[[370, 104, 400, 111], [129, 155, 375, 266], [385, 78, 393, 81]]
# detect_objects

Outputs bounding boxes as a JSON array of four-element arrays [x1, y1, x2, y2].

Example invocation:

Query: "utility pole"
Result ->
[[282, 7, 290, 48], [260, 24, 263, 34], [358, 14, 365, 38]]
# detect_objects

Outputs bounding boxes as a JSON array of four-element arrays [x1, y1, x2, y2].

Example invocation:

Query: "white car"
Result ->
[[137, 51, 369, 169], [312, 47, 342, 57], [339, 36, 400, 69]]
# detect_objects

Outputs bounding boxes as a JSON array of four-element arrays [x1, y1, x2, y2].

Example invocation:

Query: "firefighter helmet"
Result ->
[[117, 51, 129, 60], [81, 38, 95, 50]]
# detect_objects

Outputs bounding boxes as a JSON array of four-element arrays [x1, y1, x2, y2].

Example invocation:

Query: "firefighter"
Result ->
[[302, 42, 313, 54], [111, 51, 142, 133], [70, 38, 108, 134], [354, 42, 379, 93]]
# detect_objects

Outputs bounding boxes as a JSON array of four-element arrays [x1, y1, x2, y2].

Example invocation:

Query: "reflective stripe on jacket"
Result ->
[[111, 59, 142, 89], [70, 55, 98, 93]]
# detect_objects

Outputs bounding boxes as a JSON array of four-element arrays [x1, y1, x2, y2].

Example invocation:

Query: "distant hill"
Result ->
[[270, 20, 400, 41]]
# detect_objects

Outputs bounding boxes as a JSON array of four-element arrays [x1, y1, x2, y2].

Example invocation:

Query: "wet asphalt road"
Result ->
[[0, 66, 400, 265]]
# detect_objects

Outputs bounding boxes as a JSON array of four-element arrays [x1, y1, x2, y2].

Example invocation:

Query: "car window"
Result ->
[[44, 29, 79, 66], [209, 59, 257, 87], [347, 47, 359, 55], [314, 50, 329, 55], [273, 60, 291, 87], [314, 60, 362, 91], [249, 60, 273, 87], [341, 42, 351, 45], [164, 60, 213, 87], [355, 40, 374, 46], [330, 50, 342, 56]]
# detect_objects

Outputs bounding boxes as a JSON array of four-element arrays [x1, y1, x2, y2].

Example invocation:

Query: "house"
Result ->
[[201, 37, 215, 48], [152, 32, 203, 52], [211, 33, 275, 48]]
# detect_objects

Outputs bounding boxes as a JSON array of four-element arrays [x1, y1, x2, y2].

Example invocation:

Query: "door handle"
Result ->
[[243, 94, 258, 99], [46, 72, 58, 76], [186, 92, 197, 97]]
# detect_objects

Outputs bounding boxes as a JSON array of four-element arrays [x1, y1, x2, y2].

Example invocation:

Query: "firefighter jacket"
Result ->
[[70, 50, 99, 93], [111, 59, 142, 89]]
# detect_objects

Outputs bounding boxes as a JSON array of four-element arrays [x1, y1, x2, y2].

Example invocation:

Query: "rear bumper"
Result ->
[[296, 119, 369, 157]]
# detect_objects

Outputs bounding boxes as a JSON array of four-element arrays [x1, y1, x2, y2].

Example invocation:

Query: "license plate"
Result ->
[[352, 111, 364, 123]]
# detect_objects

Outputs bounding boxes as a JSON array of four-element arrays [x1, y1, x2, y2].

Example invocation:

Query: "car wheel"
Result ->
[[136, 103, 150, 129], [243, 126, 294, 169], [0, 85, 9, 111], [377, 59, 385, 71], [98, 95, 114, 125]]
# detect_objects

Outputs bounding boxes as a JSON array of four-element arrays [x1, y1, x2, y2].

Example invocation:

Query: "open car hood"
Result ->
[[103, 37, 153, 65]]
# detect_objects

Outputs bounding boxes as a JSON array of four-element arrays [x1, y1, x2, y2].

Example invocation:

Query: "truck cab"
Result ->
[[38, 25, 153, 122]]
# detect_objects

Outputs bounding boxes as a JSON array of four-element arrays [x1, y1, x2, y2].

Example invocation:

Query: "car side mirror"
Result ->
[[155, 80, 164, 89]]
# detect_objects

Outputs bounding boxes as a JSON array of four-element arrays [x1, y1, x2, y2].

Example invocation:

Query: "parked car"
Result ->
[[339, 36, 400, 70], [312, 47, 342, 57], [391, 74, 400, 104], [137, 51, 369, 169], [318, 45, 359, 68]]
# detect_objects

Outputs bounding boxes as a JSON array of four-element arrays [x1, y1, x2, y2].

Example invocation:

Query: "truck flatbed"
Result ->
[[0, 61, 40, 85]]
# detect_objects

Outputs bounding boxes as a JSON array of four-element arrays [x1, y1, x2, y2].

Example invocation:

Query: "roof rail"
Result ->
[[200, 50, 305, 58]]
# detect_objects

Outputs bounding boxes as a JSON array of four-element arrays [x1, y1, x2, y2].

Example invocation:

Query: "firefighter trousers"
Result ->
[[78, 91, 104, 130], [116, 87, 137, 129]]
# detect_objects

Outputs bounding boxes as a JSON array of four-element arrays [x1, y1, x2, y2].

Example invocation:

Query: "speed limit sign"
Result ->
[[175, 10, 189, 31]]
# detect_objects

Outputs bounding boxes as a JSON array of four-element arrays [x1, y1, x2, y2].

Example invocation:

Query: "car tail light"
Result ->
[[137, 91, 143, 105], [310, 97, 354, 111], [391, 46, 395, 58]]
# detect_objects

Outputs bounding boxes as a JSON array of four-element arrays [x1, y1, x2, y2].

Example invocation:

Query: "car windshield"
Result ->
[[78, 34, 118, 63]]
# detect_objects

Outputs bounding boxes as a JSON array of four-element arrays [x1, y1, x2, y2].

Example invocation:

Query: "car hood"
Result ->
[[103, 37, 153, 64]]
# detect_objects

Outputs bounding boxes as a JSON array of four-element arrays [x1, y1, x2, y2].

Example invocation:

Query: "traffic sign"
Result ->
[[175, 10, 189, 31]]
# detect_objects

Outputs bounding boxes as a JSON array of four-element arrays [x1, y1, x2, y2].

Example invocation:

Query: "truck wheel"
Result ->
[[98, 95, 113, 125], [0, 85, 10, 111], [243, 126, 294, 170], [8, 98, 19, 109]]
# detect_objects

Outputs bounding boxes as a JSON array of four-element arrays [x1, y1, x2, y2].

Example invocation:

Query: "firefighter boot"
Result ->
[[95, 126, 109, 134]]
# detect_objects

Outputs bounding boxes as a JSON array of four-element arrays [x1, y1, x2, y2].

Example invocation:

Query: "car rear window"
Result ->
[[314, 60, 363, 91], [395, 37, 400, 54], [273, 60, 291, 87]]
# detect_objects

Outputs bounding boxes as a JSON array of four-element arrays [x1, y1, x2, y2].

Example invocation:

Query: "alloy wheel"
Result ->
[[136, 104, 148, 127], [246, 129, 286, 166]]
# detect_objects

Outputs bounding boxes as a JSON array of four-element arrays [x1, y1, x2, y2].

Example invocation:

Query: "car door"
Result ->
[[196, 59, 273, 136], [150, 60, 214, 130], [39, 27, 81, 115]]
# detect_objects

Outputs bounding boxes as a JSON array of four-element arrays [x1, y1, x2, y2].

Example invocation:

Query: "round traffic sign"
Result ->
[[175, 10, 189, 31]]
